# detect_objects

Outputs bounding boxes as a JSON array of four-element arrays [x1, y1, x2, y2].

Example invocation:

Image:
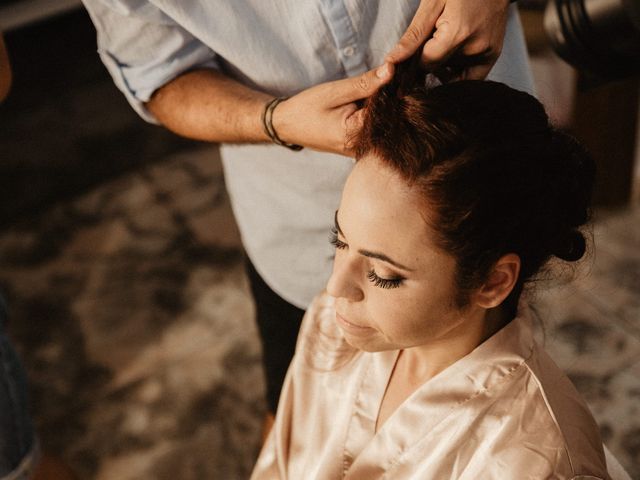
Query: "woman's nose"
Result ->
[[326, 255, 364, 302]]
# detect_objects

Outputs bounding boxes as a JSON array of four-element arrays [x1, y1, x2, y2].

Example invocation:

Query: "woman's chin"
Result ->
[[342, 335, 389, 353]]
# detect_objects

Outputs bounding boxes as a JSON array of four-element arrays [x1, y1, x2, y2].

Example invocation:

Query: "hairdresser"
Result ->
[[80, 0, 533, 429]]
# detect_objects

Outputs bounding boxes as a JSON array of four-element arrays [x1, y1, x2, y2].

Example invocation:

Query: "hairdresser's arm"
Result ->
[[147, 63, 393, 157], [386, 0, 511, 80]]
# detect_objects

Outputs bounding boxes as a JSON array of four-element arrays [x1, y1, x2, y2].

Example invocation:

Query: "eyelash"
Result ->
[[329, 228, 403, 289], [367, 269, 403, 289], [329, 227, 347, 250]]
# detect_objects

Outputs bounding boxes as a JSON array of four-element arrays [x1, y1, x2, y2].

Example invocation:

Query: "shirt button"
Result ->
[[342, 46, 356, 57]]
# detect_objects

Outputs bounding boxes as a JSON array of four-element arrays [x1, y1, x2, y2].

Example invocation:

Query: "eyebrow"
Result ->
[[334, 210, 415, 272]]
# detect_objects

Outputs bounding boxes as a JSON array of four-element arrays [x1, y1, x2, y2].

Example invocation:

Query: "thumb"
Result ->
[[329, 63, 394, 107], [385, 0, 443, 64]]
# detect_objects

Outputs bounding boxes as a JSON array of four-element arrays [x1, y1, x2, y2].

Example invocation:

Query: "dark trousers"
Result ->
[[0, 295, 37, 478], [245, 260, 305, 414]]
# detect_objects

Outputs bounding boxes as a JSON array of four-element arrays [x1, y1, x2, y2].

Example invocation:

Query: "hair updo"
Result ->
[[352, 54, 595, 312]]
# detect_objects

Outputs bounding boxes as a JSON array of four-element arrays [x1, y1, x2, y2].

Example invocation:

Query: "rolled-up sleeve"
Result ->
[[81, 0, 220, 122]]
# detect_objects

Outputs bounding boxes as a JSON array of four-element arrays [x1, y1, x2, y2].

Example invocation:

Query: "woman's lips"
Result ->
[[335, 312, 374, 335]]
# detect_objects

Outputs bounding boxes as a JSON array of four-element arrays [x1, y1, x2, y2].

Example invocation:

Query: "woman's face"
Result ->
[[327, 155, 480, 353]]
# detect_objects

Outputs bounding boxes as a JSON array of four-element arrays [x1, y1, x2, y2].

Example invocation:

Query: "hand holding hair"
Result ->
[[269, 63, 394, 156], [385, 0, 511, 81]]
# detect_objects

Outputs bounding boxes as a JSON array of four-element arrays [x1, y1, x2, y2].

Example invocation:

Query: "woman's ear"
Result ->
[[473, 254, 521, 309]]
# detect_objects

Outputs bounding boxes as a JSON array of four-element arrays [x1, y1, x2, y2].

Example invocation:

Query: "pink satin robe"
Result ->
[[251, 293, 610, 479]]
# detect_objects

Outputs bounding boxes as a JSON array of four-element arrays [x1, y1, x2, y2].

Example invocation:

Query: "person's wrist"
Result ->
[[262, 97, 303, 151]]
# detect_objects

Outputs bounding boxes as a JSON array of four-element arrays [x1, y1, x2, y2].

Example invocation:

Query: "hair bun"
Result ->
[[550, 131, 596, 228], [553, 229, 587, 262]]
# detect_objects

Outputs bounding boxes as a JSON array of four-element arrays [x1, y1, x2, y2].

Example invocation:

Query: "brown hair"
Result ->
[[351, 54, 595, 314]]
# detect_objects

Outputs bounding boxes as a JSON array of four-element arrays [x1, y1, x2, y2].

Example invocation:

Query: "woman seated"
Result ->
[[251, 55, 609, 479]]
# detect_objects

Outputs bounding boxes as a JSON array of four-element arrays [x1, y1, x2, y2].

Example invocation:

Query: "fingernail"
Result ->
[[376, 63, 389, 79]]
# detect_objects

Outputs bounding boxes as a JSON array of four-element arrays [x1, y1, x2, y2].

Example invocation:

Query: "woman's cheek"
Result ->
[[365, 292, 389, 329]]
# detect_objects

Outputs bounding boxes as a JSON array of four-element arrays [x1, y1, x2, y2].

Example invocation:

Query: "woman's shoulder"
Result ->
[[516, 345, 609, 478], [454, 342, 608, 478], [463, 303, 608, 478]]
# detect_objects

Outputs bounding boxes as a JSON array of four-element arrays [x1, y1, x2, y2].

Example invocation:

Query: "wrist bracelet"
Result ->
[[262, 97, 304, 151]]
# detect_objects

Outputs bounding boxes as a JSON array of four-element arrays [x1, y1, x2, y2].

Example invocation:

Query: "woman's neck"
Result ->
[[376, 306, 512, 433], [399, 306, 510, 384]]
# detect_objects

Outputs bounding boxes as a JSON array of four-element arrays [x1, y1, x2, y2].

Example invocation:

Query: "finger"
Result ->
[[328, 62, 394, 106], [344, 107, 365, 133], [385, 0, 444, 64], [450, 46, 498, 81], [420, 21, 456, 66], [463, 63, 494, 81], [342, 102, 359, 119], [343, 108, 366, 155], [458, 38, 501, 80]]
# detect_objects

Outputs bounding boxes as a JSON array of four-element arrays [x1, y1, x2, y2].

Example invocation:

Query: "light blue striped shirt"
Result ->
[[82, 0, 534, 308]]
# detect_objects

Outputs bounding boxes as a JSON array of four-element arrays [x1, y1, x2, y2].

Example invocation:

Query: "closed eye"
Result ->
[[329, 227, 347, 250], [367, 269, 403, 289]]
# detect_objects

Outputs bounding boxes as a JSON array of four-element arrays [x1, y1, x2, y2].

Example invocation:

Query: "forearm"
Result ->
[[146, 68, 271, 144]]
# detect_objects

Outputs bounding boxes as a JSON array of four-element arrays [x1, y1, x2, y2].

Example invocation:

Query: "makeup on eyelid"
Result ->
[[329, 227, 405, 289]]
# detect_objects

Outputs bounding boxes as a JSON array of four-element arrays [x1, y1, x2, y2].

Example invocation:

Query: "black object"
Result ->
[[245, 259, 305, 414], [262, 97, 304, 151], [544, 0, 640, 80]]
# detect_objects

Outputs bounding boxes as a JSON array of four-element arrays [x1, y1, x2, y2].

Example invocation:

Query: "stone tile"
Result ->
[[125, 203, 177, 235], [575, 272, 640, 342], [149, 164, 194, 197], [0, 228, 41, 262], [182, 147, 224, 178], [104, 264, 257, 390], [591, 208, 640, 271], [582, 361, 640, 479], [170, 186, 224, 217], [533, 286, 640, 377], [68, 269, 264, 479], [186, 199, 241, 249], [71, 187, 114, 220], [109, 179, 157, 215], [82, 338, 265, 480], [63, 220, 134, 258], [147, 148, 220, 195]]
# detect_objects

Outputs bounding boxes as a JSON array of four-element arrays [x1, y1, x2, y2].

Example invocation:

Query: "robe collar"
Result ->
[[342, 302, 536, 478]]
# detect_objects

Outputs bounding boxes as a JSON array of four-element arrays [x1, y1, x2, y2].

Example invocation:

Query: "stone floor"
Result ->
[[0, 147, 266, 479], [0, 7, 638, 480]]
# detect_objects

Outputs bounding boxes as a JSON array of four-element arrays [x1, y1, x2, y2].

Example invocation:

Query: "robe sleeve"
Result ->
[[251, 292, 345, 479]]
